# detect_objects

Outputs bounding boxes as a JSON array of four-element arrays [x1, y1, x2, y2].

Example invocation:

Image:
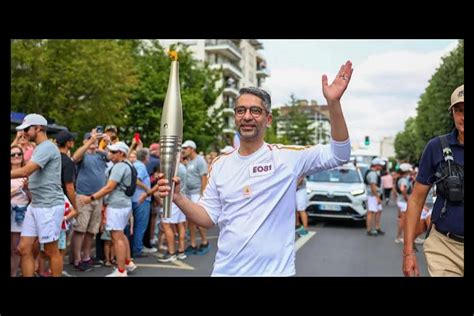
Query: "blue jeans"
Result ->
[[132, 200, 151, 256]]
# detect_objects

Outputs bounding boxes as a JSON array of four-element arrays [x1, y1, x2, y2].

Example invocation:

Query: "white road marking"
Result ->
[[137, 260, 195, 270], [295, 231, 317, 252]]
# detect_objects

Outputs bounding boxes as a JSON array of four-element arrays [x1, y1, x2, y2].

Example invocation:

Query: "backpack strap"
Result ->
[[439, 134, 454, 163]]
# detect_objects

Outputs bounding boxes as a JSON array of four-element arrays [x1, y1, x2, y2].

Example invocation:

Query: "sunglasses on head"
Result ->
[[11, 152, 23, 157]]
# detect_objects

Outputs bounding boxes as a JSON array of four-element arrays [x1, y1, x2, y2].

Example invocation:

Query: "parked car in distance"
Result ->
[[306, 163, 367, 222]]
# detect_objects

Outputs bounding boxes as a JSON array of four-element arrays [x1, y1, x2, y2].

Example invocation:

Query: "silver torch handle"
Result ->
[[160, 136, 181, 218]]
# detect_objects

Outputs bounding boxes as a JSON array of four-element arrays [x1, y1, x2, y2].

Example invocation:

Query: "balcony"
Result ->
[[222, 107, 235, 116], [223, 86, 239, 98], [223, 128, 235, 134], [249, 39, 263, 50], [205, 40, 242, 61], [210, 62, 243, 79], [256, 67, 270, 78]]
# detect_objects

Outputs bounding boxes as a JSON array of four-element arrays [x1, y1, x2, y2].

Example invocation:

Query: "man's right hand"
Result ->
[[15, 131, 23, 140], [156, 173, 182, 203], [403, 254, 420, 277]]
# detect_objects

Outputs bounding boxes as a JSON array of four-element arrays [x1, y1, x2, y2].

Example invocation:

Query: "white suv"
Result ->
[[306, 163, 367, 222]]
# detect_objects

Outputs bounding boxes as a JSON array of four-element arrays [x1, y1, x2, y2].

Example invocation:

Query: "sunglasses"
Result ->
[[109, 150, 119, 154], [11, 152, 23, 157], [23, 125, 38, 132]]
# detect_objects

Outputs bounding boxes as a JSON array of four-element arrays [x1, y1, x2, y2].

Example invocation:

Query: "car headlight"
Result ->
[[351, 189, 365, 196]]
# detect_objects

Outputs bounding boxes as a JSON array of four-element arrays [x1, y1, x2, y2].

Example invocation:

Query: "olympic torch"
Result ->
[[160, 50, 183, 218]]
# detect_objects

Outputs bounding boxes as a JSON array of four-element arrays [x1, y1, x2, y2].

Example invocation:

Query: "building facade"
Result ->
[[160, 39, 270, 145], [277, 99, 331, 145]]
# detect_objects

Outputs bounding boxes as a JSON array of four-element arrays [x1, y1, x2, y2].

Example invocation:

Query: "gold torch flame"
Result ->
[[169, 50, 178, 61]]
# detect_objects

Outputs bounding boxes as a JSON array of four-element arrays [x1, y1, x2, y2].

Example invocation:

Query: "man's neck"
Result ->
[[59, 147, 69, 154], [34, 133, 48, 146], [238, 139, 265, 156], [457, 130, 464, 145]]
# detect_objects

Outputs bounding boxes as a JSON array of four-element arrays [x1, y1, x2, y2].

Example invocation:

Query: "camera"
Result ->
[[96, 126, 104, 134]]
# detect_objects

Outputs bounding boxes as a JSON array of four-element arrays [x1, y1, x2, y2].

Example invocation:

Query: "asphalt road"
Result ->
[[63, 199, 428, 277]]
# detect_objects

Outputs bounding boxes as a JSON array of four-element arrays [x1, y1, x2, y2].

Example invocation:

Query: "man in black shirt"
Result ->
[[55, 131, 78, 211]]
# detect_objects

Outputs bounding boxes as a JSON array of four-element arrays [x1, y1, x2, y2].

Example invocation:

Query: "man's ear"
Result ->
[[266, 113, 273, 128]]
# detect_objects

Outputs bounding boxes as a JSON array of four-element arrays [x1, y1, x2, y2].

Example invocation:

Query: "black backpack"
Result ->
[[364, 169, 380, 187], [108, 160, 137, 197], [396, 176, 413, 195]]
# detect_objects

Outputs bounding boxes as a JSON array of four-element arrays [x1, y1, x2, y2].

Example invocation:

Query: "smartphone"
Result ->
[[96, 125, 104, 134], [134, 132, 140, 142]]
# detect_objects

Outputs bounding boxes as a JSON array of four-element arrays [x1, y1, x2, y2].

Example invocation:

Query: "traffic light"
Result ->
[[364, 136, 370, 146]]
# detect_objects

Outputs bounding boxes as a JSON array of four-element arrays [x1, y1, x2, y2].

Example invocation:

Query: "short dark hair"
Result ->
[[236, 87, 272, 112]]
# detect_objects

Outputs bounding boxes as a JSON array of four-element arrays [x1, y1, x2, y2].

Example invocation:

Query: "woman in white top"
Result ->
[[10, 145, 31, 276]]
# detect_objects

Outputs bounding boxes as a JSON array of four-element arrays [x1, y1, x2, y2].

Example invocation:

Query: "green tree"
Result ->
[[394, 40, 463, 162], [264, 108, 281, 144], [416, 40, 463, 144], [11, 39, 138, 135], [394, 117, 423, 163], [280, 94, 315, 146], [123, 41, 222, 150]]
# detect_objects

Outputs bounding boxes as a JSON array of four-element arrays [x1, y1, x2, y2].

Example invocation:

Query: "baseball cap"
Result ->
[[371, 158, 386, 166], [107, 141, 129, 154], [149, 143, 160, 151], [84, 132, 92, 140], [16, 113, 48, 131], [182, 140, 197, 150], [399, 163, 413, 172], [449, 84, 464, 110], [105, 125, 117, 132], [55, 131, 75, 145]]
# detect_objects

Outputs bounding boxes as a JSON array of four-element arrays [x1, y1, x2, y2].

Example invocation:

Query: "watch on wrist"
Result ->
[[90, 195, 95, 201]]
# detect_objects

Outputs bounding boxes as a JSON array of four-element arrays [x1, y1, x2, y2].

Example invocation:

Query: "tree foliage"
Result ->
[[279, 94, 316, 146], [394, 40, 463, 162], [123, 41, 222, 149], [11, 40, 224, 152], [11, 39, 138, 134]]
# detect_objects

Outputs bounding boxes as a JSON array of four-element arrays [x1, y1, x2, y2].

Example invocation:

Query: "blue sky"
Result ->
[[260, 39, 459, 148]]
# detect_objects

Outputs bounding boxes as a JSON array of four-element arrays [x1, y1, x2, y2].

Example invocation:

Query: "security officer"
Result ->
[[403, 84, 464, 277]]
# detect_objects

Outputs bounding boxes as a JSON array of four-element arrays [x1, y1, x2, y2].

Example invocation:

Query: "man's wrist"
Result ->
[[174, 193, 185, 205], [90, 195, 95, 201]]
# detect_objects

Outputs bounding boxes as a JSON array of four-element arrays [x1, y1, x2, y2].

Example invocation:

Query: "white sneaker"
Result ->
[[394, 237, 404, 244], [157, 253, 177, 263], [61, 271, 76, 277], [177, 252, 187, 260], [106, 268, 128, 277], [414, 237, 425, 244], [142, 247, 158, 253], [126, 261, 137, 272], [159, 245, 168, 251]]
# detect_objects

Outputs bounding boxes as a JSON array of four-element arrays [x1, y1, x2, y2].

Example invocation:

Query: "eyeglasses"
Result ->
[[11, 152, 23, 157], [23, 125, 33, 132], [234, 106, 268, 118]]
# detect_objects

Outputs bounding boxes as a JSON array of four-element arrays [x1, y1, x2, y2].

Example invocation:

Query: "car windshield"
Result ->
[[308, 168, 361, 183], [358, 166, 369, 178]]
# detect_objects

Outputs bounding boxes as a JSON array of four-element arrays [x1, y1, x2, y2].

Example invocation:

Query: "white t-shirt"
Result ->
[[199, 138, 351, 276]]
